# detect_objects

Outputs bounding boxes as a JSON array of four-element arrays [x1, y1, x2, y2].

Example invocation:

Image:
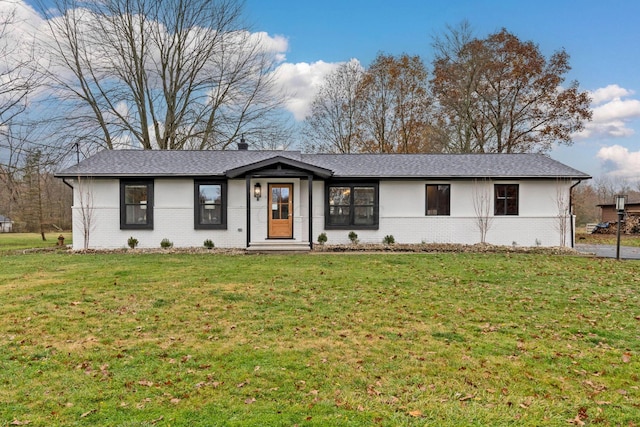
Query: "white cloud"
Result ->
[[596, 145, 640, 179], [271, 60, 344, 121], [250, 32, 288, 63], [575, 85, 640, 139], [590, 84, 633, 105]]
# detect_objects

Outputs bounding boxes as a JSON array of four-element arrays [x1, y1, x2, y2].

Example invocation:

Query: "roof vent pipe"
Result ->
[[238, 134, 249, 150]]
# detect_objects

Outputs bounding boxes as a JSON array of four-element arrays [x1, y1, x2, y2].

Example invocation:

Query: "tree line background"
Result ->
[[0, 1, 634, 235]]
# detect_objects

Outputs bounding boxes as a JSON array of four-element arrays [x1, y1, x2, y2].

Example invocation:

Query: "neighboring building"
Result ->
[[0, 215, 13, 233], [55, 149, 590, 251], [597, 201, 640, 223]]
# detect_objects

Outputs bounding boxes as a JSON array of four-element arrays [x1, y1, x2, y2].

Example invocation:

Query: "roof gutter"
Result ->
[[61, 178, 74, 190]]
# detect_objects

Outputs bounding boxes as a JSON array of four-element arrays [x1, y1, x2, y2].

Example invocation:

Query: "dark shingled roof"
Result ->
[[55, 149, 591, 179]]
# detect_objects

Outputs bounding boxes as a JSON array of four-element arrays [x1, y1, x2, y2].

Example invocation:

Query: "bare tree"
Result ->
[[303, 60, 364, 153], [472, 178, 493, 243], [0, 5, 40, 131], [432, 25, 592, 154], [431, 21, 482, 153], [358, 53, 436, 153], [40, 0, 287, 151], [75, 177, 95, 249], [555, 179, 571, 247]]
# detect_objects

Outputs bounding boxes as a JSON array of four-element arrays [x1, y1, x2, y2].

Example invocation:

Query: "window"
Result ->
[[426, 184, 450, 215], [194, 180, 227, 229], [494, 184, 518, 215], [120, 180, 153, 229], [326, 183, 378, 229]]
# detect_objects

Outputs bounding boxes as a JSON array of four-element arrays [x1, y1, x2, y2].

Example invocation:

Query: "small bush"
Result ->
[[348, 231, 358, 244], [203, 239, 215, 249], [127, 236, 139, 249], [317, 232, 327, 245], [383, 235, 395, 245], [160, 238, 173, 249]]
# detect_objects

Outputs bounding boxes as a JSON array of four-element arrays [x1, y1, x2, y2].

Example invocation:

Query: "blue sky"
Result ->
[[11, 0, 640, 180], [242, 0, 640, 180]]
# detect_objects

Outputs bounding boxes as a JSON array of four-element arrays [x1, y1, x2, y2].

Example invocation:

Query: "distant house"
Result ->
[[597, 201, 640, 223], [0, 215, 13, 233], [55, 149, 591, 251]]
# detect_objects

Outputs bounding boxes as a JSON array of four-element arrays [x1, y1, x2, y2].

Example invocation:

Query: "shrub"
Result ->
[[383, 235, 395, 245], [127, 236, 139, 249], [160, 238, 173, 249], [203, 239, 215, 249], [348, 231, 358, 244], [317, 232, 328, 245]]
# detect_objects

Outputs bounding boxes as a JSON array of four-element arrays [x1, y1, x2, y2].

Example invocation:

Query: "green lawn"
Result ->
[[0, 251, 639, 426], [0, 232, 72, 252], [576, 231, 640, 247]]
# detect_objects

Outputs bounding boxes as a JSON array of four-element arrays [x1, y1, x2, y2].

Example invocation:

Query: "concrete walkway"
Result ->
[[575, 244, 640, 260]]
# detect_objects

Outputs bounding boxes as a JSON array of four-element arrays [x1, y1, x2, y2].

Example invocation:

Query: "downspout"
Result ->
[[569, 179, 583, 248], [308, 174, 313, 250], [245, 175, 251, 249]]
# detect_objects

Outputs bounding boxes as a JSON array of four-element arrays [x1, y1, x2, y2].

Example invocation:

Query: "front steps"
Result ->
[[247, 241, 311, 253]]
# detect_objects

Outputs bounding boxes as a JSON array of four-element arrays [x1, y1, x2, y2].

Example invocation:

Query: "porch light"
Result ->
[[615, 194, 626, 260], [254, 183, 262, 201]]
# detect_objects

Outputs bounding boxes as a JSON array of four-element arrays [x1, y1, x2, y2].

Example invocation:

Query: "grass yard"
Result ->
[[0, 232, 72, 253], [0, 251, 639, 426], [576, 231, 640, 248]]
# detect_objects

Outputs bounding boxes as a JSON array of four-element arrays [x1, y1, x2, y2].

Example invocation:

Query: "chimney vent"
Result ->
[[238, 134, 249, 150]]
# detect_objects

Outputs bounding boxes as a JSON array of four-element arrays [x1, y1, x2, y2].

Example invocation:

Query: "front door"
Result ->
[[268, 183, 293, 238]]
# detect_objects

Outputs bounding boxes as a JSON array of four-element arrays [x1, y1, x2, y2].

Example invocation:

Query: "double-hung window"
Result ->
[[425, 184, 450, 216], [194, 180, 227, 229], [120, 180, 154, 229], [326, 182, 378, 229], [494, 184, 519, 215]]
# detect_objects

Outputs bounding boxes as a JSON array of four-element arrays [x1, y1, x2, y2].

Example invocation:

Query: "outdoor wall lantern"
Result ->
[[254, 183, 262, 201], [615, 194, 626, 260]]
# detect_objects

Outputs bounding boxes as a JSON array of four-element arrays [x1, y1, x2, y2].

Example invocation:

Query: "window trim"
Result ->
[[494, 184, 519, 216], [324, 181, 379, 230], [194, 180, 227, 230], [120, 179, 154, 230], [425, 184, 451, 216]]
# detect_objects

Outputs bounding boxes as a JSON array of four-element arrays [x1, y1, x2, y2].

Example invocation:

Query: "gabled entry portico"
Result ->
[[225, 156, 333, 250]]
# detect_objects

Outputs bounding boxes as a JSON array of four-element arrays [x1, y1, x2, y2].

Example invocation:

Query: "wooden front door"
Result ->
[[268, 184, 293, 238]]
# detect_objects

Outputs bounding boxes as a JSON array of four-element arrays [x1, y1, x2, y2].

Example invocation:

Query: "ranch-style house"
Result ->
[[55, 147, 591, 251]]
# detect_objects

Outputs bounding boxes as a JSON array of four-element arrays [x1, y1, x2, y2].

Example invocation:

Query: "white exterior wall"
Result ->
[[70, 177, 574, 250], [70, 178, 247, 250], [314, 179, 573, 247]]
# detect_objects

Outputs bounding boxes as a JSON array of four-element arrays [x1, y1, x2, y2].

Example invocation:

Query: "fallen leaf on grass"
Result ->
[[622, 352, 632, 363], [408, 410, 423, 417], [244, 397, 256, 404], [170, 398, 180, 405], [138, 380, 153, 387], [459, 394, 475, 402], [10, 420, 30, 425], [568, 415, 585, 426], [80, 409, 96, 418]]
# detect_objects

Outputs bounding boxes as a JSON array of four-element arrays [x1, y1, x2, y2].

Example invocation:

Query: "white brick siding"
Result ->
[[70, 177, 574, 250]]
